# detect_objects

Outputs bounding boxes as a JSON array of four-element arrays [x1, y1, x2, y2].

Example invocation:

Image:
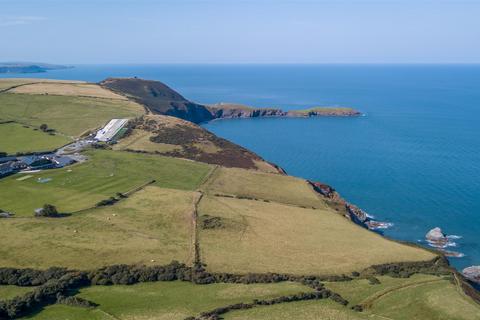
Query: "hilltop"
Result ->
[[0, 78, 478, 320]]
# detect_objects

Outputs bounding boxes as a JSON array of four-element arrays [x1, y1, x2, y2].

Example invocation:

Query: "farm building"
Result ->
[[94, 119, 128, 142]]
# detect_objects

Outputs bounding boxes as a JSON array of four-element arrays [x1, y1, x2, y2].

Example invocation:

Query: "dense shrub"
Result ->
[[56, 294, 98, 308], [368, 257, 451, 278], [34, 204, 60, 217], [95, 197, 118, 207]]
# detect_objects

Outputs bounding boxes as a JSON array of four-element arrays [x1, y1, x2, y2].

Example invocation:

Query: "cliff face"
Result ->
[[100, 78, 214, 124], [208, 103, 287, 119], [308, 181, 389, 231]]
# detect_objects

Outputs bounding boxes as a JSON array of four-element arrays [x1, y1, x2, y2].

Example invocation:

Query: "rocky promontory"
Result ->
[[208, 103, 361, 120], [308, 181, 392, 231]]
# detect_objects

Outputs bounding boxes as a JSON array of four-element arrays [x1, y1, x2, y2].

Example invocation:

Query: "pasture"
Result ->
[[202, 166, 328, 209], [225, 299, 369, 320], [0, 79, 84, 91], [23, 281, 310, 320], [0, 93, 143, 137], [10, 82, 128, 100], [327, 274, 480, 320], [0, 149, 211, 216], [0, 186, 196, 269], [0, 122, 70, 154], [197, 196, 435, 275]]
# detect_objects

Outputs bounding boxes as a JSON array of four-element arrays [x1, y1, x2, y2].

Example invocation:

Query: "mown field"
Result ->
[[22, 281, 311, 320], [0, 93, 143, 137], [0, 122, 70, 154], [0, 186, 196, 269], [203, 166, 328, 209], [0, 149, 211, 216], [198, 195, 435, 275]]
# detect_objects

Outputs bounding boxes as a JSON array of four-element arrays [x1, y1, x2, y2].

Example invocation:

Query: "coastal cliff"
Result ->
[[308, 181, 391, 231], [209, 103, 361, 119], [100, 78, 361, 123]]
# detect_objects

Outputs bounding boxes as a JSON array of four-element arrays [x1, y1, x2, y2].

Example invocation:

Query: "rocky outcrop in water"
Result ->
[[426, 227, 448, 247], [463, 266, 480, 284]]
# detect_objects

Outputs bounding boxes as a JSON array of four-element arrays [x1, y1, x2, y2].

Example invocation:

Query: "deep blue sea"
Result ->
[[2, 64, 479, 271]]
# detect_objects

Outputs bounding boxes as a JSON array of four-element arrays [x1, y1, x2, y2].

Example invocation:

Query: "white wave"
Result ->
[[448, 235, 463, 240]]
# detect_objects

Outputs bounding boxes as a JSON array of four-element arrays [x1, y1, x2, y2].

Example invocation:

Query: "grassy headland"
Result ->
[[0, 77, 478, 320]]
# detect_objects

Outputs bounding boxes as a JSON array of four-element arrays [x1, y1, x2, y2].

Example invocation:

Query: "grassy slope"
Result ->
[[112, 128, 182, 153], [0, 186, 196, 269], [0, 93, 143, 137], [198, 196, 434, 275], [0, 149, 211, 216], [0, 122, 70, 154], [0, 79, 85, 91], [203, 166, 327, 208], [24, 281, 311, 320], [326, 275, 480, 320]]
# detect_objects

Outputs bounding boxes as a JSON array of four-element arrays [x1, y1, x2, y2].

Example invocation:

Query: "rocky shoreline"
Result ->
[[308, 181, 392, 232], [208, 103, 362, 120]]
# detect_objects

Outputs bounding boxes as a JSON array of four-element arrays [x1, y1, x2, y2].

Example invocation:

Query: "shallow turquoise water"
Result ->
[[3, 64, 479, 270]]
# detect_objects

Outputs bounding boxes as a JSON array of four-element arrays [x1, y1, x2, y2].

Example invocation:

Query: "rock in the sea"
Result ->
[[463, 266, 480, 284], [426, 227, 448, 246]]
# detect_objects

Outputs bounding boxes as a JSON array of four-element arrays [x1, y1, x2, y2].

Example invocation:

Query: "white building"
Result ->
[[94, 119, 128, 142]]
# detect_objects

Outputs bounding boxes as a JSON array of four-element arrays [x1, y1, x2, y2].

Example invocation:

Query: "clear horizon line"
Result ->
[[52, 62, 480, 66]]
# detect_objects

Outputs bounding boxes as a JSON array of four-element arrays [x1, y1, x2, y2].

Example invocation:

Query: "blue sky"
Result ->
[[1, 0, 479, 64]]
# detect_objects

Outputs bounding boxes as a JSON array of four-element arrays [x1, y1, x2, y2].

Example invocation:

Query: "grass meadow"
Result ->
[[0, 93, 143, 137], [0, 79, 85, 91], [0, 149, 211, 216], [203, 166, 328, 209], [22, 281, 311, 320], [0, 186, 196, 269], [0, 122, 71, 154], [225, 299, 369, 320], [198, 196, 435, 275]]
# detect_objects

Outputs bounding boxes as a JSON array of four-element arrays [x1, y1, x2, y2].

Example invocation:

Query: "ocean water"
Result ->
[[2, 64, 479, 271]]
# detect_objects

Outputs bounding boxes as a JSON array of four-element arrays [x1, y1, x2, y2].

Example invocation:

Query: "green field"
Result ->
[[0, 149, 211, 216], [203, 166, 328, 209], [198, 195, 435, 275], [0, 186, 196, 269], [326, 275, 480, 320], [225, 299, 369, 320], [0, 93, 143, 137], [23, 281, 311, 320], [0, 122, 70, 154]]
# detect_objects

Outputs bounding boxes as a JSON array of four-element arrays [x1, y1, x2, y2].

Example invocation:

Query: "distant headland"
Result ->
[[0, 62, 72, 74], [100, 77, 361, 124]]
